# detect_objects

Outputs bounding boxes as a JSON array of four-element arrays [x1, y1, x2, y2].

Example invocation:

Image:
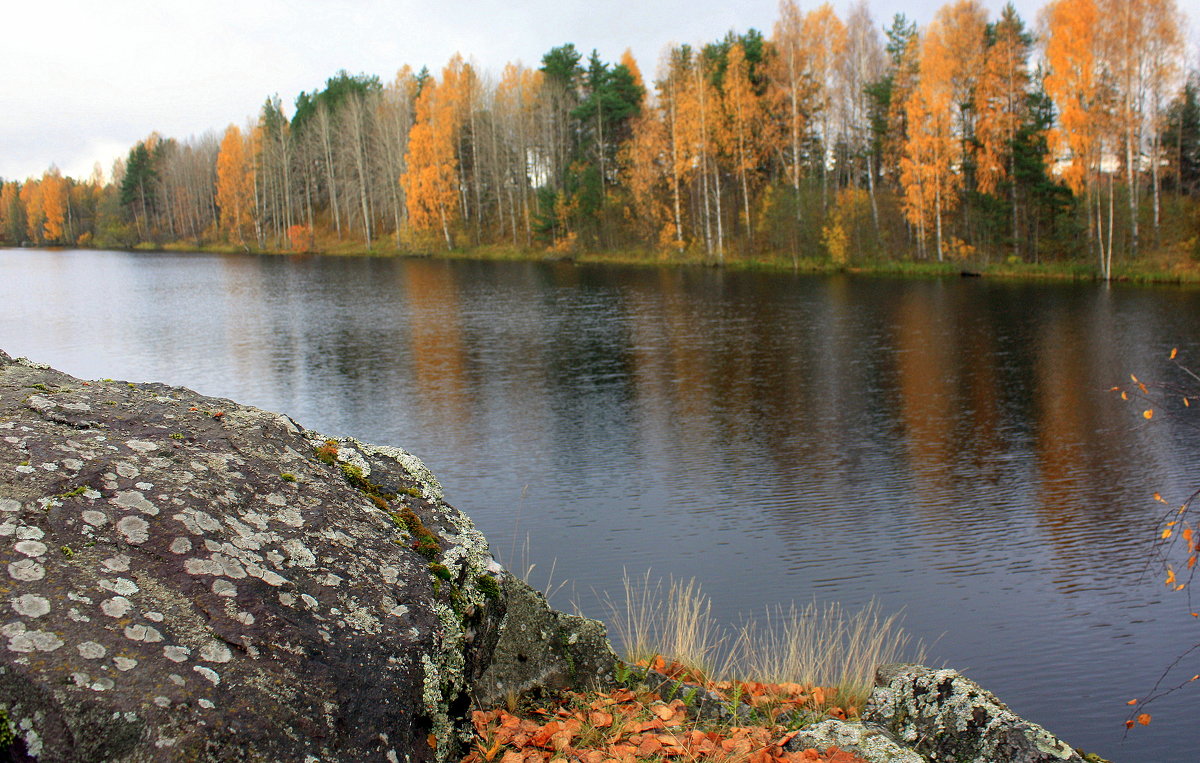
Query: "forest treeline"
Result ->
[[2, 0, 1198, 276]]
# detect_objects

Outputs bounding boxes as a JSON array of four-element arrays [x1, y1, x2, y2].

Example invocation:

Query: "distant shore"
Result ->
[[12, 241, 1200, 285]]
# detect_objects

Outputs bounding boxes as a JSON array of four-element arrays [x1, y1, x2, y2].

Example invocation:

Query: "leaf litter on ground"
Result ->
[[463, 658, 867, 763]]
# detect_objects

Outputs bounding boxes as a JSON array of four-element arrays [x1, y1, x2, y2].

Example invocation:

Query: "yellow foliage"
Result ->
[[822, 219, 848, 265], [216, 125, 254, 242]]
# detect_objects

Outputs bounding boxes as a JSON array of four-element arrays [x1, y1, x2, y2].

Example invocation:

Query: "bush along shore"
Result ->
[[0, 349, 1108, 762], [81, 238, 1200, 285]]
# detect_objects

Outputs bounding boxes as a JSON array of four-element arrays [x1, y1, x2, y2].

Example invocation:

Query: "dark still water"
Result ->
[[3, 248, 1199, 759]]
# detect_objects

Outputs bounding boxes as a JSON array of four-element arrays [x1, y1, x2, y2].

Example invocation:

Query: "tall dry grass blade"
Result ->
[[603, 570, 723, 676]]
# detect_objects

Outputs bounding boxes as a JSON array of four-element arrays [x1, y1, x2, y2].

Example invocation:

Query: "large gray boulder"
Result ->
[[0, 350, 614, 761], [863, 663, 1085, 763]]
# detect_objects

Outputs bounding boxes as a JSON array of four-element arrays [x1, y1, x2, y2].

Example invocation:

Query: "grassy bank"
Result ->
[[120, 238, 1200, 284]]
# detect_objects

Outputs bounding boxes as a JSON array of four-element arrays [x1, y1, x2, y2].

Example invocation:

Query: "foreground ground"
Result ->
[[464, 659, 868, 763]]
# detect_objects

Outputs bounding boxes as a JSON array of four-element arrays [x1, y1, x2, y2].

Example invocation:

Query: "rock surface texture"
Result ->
[[863, 663, 1086, 763], [0, 351, 614, 762]]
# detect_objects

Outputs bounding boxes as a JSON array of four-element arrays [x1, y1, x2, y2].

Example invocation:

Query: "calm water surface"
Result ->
[[3, 248, 1199, 760]]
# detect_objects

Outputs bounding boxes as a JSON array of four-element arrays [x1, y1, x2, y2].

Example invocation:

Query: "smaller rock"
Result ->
[[863, 663, 1084, 763], [783, 719, 924, 763]]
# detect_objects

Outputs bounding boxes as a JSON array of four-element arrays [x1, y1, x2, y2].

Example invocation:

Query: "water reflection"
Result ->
[[2, 249, 1200, 760]]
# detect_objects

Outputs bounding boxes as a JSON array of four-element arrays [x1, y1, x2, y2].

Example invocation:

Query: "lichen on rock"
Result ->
[[0, 350, 519, 761], [783, 719, 925, 763], [863, 663, 1085, 763]]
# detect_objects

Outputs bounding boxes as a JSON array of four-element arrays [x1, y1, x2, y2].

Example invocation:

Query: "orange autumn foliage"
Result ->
[[402, 56, 466, 248], [39, 168, 68, 243], [215, 124, 254, 243], [464, 659, 864, 763]]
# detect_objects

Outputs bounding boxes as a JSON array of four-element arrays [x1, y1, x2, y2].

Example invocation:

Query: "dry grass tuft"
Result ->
[[606, 571, 924, 708]]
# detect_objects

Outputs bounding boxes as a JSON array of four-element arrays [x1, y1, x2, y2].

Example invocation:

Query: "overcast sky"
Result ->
[[4, 0, 1181, 183]]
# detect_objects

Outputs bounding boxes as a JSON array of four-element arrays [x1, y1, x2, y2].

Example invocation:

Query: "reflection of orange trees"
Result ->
[[893, 288, 957, 490], [892, 287, 1007, 503], [1031, 314, 1089, 546], [402, 262, 471, 432]]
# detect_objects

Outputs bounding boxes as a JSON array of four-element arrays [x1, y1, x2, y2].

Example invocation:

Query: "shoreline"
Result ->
[[9, 241, 1200, 285]]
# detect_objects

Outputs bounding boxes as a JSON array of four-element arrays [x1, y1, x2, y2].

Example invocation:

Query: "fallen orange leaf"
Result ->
[[1138, 713, 1152, 726], [588, 711, 613, 728], [635, 736, 662, 757]]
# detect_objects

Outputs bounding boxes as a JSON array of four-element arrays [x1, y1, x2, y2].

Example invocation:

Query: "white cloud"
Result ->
[[1, 0, 1062, 182]]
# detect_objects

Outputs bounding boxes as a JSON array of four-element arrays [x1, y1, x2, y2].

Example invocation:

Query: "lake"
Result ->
[[3, 248, 1198, 760]]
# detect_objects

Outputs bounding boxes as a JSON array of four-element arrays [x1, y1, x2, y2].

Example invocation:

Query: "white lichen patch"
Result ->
[[4, 622, 64, 652], [100, 596, 133, 618], [82, 510, 108, 526], [13, 540, 47, 557], [169, 537, 192, 554], [116, 516, 150, 544], [198, 698, 216, 709], [114, 656, 138, 671], [173, 508, 222, 534], [15, 526, 44, 541], [102, 555, 131, 572], [90, 677, 115, 691], [123, 624, 163, 643], [356, 440, 446, 501], [112, 491, 158, 515], [26, 394, 54, 411], [282, 539, 316, 567], [99, 578, 140, 596], [163, 645, 190, 663], [212, 579, 237, 597], [272, 507, 304, 528], [214, 554, 247, 579], [184, 558, 224, 576], [144, 611, 164, 622], [126, 440, 160, 453], [245, 563, 288, 587], [0, 498, 21, 512], [199, 642, 233, 663], [62, 458, 84, 471], [77, 641, 107, 659], [193, 665, 221, 685], [8, 558, 45, 581], [11, 594, 51, 618], [116, 462, 140, 479]]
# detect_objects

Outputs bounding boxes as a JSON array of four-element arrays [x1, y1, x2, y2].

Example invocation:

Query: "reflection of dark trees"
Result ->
[[177, 254, 1200, 595]]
